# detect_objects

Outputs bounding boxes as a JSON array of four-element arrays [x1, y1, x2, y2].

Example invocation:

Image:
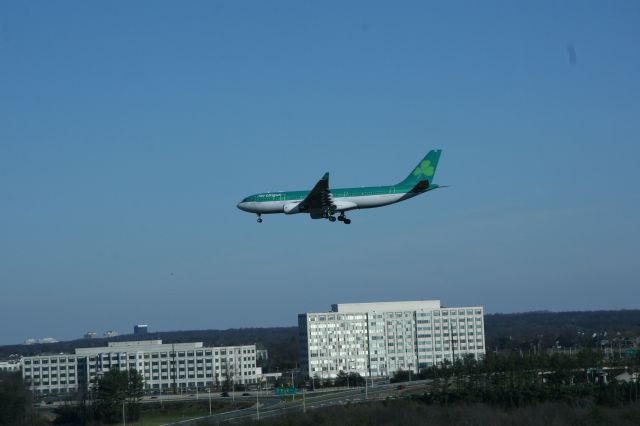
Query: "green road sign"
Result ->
[[275, 387, 297, 395]]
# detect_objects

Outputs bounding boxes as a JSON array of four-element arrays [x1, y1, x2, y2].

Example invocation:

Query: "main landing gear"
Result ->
[[323, 210, 351, 224], [256, 214, 263, 223], [337, 213, 351, 225]]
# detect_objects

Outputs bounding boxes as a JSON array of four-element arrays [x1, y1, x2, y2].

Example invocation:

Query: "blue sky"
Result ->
[[1, 1, 639, 345]]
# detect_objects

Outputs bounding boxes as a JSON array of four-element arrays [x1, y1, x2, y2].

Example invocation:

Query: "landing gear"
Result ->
[[257, 214, 263, 223], [324, 208, 351, 224], [323, 208, 338, 222], [337, 213, 351, 224]]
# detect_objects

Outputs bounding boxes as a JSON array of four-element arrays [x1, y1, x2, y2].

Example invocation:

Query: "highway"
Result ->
[[164, 380, 431, 425]]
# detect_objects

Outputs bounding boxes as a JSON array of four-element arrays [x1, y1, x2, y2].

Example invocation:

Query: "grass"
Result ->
[[127, 400, 252, 426]]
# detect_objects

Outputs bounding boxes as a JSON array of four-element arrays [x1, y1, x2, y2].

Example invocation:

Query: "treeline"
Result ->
[[306, 350, 640, 408], [413, 351, 640, 408], [0, 327, 299, 371], [485, 309, 640, 351], [2, 310, 640, 370], [221, 400, 640, 426]]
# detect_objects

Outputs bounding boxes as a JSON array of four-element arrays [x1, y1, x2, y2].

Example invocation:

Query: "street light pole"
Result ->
[[208, 388, 212, 416], [122, 400, 126, 426], [365, 375, 368, 400], [256, 381, 260, 420], [291, 370, 295, 401]]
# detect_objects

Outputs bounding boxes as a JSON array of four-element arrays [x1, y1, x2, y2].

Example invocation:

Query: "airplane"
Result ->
[[237, 149, 443, 224]]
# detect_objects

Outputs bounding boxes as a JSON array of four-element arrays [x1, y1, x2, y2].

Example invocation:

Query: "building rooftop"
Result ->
[[331, 300, 441, 313], [107, 340, 163, 347]]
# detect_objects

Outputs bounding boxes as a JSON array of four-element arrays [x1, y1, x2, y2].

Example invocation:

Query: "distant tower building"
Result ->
[[104, 330, 119, 338], [134, 324, 148, 336], [84, 332, 97, 339]]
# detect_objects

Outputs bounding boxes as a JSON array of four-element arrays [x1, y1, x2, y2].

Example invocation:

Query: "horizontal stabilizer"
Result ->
[[410, 180, 429, 193]]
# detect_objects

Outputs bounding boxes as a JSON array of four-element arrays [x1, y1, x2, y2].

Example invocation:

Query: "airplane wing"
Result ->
[[298, 172, 335, 219]]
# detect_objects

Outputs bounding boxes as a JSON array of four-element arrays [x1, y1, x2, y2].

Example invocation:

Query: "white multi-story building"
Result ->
[[298, 300, 485, 379], [0, 360, 22, 373], [22, 354, 81, 395], [22, 340, 258, 395]]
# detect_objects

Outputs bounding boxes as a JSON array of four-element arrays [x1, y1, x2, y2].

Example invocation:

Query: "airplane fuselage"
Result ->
[[237, 184, 435, 215]]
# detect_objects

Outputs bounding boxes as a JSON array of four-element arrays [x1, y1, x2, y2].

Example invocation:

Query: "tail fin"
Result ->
[[397, 150, 442, 187]]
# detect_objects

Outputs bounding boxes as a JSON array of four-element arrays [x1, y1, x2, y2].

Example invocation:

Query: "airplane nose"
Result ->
[[237, 202, 248, 212]]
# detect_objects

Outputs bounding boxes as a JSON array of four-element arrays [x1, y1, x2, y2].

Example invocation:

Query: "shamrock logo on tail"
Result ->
[[413, 160, 434, 178]]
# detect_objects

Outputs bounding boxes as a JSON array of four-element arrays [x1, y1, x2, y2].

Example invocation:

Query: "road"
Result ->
[[164, 380, 431, 425]]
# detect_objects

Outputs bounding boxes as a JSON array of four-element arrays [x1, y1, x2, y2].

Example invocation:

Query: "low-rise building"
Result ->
[[22, 340, 258, 395], [0, 360, 22, 373], [22, 354, 81, 395], [24, 337, 59, 345]]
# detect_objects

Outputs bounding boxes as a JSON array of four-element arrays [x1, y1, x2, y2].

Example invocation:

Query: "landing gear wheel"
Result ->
[[328, 216, 337, 222], [257, 214, 263, 223], [337, 215, 344, 222], [344, 219, 351, 224]]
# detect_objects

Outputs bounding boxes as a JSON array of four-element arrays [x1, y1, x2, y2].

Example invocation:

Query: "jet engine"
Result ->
[[283, 202, 301, 214]]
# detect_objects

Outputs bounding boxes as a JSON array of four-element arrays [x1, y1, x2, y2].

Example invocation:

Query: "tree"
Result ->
[[311, 374, 321, 389], [347, 372, 365, 387], [334, 371, 349, 387], [0, 371, 34, 426], [95, 369, 144, 424], [223, 372, 233, 392], [390, 370, 411, 383]]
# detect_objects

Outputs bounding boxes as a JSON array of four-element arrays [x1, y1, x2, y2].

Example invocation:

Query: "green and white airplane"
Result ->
[[237, 149, 443, 224]]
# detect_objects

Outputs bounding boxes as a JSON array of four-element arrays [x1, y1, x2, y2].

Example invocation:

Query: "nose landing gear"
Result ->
[[257, 214, 263, 223]]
